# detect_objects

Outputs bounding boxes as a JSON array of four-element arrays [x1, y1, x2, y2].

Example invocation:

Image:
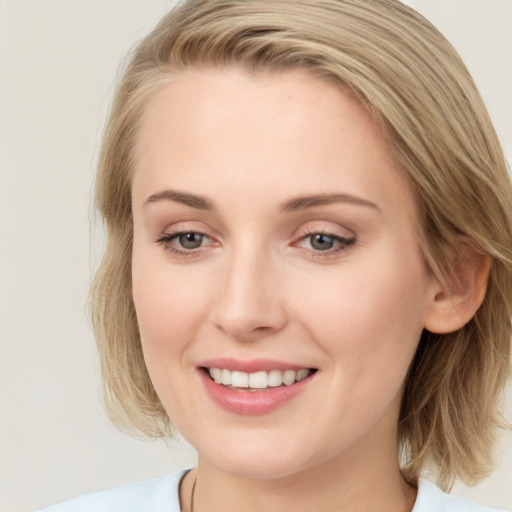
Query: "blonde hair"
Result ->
[[91, 0, 512, 490]]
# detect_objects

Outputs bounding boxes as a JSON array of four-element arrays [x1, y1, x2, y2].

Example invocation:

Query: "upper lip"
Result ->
[[199, 357, 315, 373]]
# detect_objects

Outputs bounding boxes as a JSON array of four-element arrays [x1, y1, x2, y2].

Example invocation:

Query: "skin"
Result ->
[[131, 68, 447, 512]]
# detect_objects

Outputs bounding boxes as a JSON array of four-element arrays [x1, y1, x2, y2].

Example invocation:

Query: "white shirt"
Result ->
[[38, 470, 509, 512]]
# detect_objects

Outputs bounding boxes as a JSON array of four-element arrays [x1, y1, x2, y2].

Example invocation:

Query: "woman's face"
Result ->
[[131, 68, 439, 479]]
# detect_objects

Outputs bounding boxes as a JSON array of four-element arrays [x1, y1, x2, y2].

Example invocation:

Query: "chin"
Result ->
[[197, 434, 312, 480]]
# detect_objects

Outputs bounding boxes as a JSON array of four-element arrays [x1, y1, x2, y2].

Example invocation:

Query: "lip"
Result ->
[[198, 359, 316, 416], [199, 357, 309, 373]]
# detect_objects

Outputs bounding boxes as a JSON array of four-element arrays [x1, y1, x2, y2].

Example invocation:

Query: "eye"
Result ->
[[176, 232, 205, 249], [308, 233, 337, 251], [296, 231, 355, 256], [154, 230, 215, 258]]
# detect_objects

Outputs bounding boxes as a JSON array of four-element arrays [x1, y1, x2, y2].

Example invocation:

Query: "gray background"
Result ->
[[1, 1, 510, 510]]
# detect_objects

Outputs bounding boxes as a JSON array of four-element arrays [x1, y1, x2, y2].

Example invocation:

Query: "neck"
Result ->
[[183, 444, 416, 512]]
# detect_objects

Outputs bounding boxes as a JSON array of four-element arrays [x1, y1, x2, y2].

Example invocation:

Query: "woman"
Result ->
[[41, 1, 512, 510]]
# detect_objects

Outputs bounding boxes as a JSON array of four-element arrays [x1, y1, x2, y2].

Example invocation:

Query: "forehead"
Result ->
[[132, 67, 416, 221], [134, 67, 383, 159]]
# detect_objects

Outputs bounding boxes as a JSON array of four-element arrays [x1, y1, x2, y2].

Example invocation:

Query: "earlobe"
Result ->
[[424, 243, 491, 334]]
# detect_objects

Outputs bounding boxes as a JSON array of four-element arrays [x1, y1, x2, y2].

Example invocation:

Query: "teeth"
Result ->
[[211, 367, 222, 384], [268, 369, 283, 387], [207, 368, 313, 389], [282, 370, 296, 385], [249, 371, 268, 389], [296, 369, 309, 382], [231, 371, 249, 388], [221, 369, 231, 386]]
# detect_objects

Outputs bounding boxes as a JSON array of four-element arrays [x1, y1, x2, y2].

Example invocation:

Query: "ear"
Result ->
[[424, 241, 491, 334]]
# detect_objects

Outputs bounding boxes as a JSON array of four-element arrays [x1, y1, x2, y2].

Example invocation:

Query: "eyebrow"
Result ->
[[143, 189, 379, 213], [143, 190, 215, 210], [280, 193, 380, 212]]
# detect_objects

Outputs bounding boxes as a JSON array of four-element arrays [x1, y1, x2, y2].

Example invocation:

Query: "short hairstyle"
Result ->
[[91, 0, 512, 490]]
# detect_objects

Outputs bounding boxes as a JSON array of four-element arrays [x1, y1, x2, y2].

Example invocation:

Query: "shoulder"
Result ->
[[413, 478, 509, 512], [37, 470, 186, 512]]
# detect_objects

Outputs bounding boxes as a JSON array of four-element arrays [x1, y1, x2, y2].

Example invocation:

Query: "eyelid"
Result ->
[[291, 225, 357, 258], [153, 222, 220, 258], [155, 220, 217, 240], [293, 221, 356, 242], [153, 222, 356, 259], [295, 230, 355, 247]]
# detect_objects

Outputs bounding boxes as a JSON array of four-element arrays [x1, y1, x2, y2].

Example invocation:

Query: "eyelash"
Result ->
[[154, 229, 356, 259], [154, 230, 212, 259], [296, 229, 356, 258]]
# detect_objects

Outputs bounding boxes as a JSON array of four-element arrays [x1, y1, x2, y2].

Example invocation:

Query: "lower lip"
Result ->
[[199, 369, 313, 415]]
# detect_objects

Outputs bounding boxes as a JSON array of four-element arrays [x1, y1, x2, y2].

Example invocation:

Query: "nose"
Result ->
[[211, 246, 288, 342]]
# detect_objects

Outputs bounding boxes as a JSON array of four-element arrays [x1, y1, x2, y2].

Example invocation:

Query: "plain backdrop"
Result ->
[[0, 1, 510, 511]]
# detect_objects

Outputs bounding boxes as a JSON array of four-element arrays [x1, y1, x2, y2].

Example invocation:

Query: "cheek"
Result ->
[[292, 247, 429, 387], [296, 260, 426, 341], [131, 253, 212, 422], [131, 245, 210, 368]]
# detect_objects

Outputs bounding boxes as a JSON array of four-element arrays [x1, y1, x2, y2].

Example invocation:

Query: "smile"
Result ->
[[199, 363, 317, 415], [206, 367, 314, 390]]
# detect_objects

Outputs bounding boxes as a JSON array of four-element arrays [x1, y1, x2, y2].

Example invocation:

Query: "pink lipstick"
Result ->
[[198, 358, 316, 415]]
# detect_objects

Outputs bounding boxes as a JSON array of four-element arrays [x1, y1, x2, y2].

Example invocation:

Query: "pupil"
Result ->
[[179, 233, 203, 249], [312, 234, 334, 251]]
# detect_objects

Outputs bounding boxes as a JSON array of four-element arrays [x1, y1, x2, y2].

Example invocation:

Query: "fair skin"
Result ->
[[130, 68, 468, 512]]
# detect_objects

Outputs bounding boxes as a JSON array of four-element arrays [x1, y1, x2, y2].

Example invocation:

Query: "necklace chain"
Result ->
[[186, 472, 415, 512], [189, 473, 197, 512]]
